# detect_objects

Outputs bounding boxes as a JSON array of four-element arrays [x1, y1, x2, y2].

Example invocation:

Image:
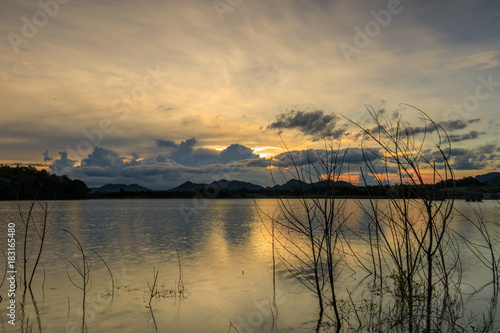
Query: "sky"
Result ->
[[1, 0, 499, 189]]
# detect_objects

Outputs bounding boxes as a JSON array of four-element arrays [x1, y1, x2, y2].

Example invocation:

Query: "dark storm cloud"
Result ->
[[268, 109, 343, 141], [43, 150, 52, 161]]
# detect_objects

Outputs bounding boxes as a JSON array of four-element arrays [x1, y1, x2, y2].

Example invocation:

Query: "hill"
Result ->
[[209, 179, 264, 191], [169, 181, 206, 192], [91, 183, 153, 193], [271, 179, 310, 191], [170, 179, 263, 192], [475, 172, 500, 184], [271, 179, 353, 191]]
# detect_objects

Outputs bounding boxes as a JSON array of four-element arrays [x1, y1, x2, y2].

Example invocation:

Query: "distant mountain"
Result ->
[[170, 179, 264, 192], [210, 179, 264, 191], [170, 179, 353, 193], [169, 181, 206, 192], [475, 172, 500, 184], [270, 179, 353, 191], [271, 179, 310, 191], [91, 183, 152, 193]]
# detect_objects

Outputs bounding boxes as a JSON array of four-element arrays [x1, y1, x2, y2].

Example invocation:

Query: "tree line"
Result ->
[[0, 164, 90, 200]]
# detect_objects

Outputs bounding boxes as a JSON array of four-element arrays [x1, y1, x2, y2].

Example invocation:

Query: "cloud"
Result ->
[[344, 148, 380, 164], [268, 109, 343, 141], [452, 154, 487, 170], [50, 143, 271, 189], [43, 150, 53, 161], [425, 144, 499, 170], [230, 158, 272, 168], [81, 147, 125, 168], [156, 155, 167, 163], [440, 118, 480, 131], [171, 138, 197, 166], [477, 144, 498, 155], [273, 149, 321, 167], [156, 137, 201, 165], [49, 152, 76, 174], [272, 147, 378, 168], [46, 139, 500, 189], [397, 118, 481, 137], [156, 139, 178, 149], [191, 148, 220, 164], [58, 146, 194, 188], [448, 130, 482, 142], [220, 144, 260, 163], [157, 138, 260, 166]]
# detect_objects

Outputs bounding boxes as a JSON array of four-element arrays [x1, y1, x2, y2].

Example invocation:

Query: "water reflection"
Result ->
[[0, 199, 498, 332]]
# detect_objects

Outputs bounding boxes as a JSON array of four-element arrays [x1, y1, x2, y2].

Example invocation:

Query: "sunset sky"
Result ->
[[1, 0, 499, 189]]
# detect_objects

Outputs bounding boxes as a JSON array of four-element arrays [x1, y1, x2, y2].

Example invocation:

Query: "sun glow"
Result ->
[[252, 147, 283, 159]]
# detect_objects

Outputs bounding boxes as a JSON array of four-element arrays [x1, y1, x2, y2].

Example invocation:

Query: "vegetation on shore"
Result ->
[[0, 165, 90, 200]]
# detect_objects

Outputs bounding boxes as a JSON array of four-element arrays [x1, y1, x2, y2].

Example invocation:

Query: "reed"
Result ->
[[63, 229, 92, 333], [17, 197, 49, 333], [146, 267, 159, 333], [259, 106, 500, 332]]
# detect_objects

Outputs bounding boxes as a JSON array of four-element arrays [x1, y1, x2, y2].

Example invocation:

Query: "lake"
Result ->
[[0, 198, 499, 332]]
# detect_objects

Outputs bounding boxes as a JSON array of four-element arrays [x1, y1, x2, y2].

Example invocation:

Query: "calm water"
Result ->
[[0, 199, 499, 332]]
